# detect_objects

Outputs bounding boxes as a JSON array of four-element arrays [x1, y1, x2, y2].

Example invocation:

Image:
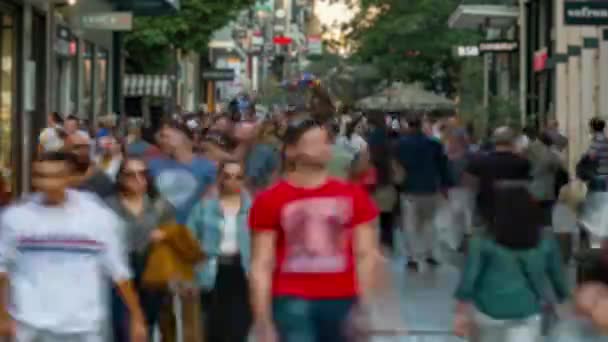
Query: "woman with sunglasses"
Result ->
[[105, 157, 175, 342], [187, 160, 252, 342]]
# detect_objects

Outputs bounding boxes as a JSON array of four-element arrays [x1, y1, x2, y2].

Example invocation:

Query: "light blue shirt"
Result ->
[[186, 194, 251, 290], [148, 157, 216, 224]]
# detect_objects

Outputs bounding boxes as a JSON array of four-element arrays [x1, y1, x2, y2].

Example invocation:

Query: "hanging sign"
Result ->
[[533, 48, 548, 72]]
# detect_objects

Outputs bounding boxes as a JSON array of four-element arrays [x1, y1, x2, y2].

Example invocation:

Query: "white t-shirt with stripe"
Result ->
[[0, 190, 130, 334]]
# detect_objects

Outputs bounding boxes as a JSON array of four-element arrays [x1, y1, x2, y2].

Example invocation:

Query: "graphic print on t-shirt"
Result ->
[[155, 168, 199, 208], [280, 197, 353, 273]]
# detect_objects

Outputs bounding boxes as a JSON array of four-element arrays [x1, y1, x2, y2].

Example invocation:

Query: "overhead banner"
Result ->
[[565, 1, 608, 25]]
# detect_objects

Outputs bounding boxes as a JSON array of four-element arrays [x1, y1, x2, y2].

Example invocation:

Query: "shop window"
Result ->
[[0, 13, 14, 196], [83, 42, 94, 119], [96, 48, 108, 116]]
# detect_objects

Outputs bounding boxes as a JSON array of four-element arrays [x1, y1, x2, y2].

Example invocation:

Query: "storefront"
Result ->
[[0, 1, 20, 197], [54, 25, 78, 115]]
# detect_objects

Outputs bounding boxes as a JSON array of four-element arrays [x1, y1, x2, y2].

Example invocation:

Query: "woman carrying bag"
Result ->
[[453, 188, 570, 342], [186, 160, 252, 342], [105, 157, 176, 342], [106, 156, 205, 342]]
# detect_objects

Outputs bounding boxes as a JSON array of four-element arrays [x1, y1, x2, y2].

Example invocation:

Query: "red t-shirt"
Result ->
[[249, 178, 379, 299]]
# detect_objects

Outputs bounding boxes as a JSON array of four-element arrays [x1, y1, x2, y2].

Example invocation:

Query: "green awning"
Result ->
[[111, 0, 179, 15]]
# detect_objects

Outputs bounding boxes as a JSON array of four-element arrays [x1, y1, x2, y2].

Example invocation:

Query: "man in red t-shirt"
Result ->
[[249, 118, 382, 342]]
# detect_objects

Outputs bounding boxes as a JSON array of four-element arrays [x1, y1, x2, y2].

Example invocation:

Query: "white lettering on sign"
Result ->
[[567, 6, 608, 19], [479, 42, 518, 52]]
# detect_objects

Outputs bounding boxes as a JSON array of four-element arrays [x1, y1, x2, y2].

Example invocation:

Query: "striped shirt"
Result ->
[[588, 134, 608, 175], [0, 190, 130, 333]]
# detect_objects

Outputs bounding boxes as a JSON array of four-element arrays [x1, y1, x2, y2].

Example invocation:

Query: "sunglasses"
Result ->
[[222, 172, 244, 180], [287, 117, 319, 130], [123, 169, 148, 178]]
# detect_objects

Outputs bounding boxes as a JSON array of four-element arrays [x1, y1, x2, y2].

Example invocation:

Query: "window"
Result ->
[[0, 13, 14, 195], [82, 42, 94, 118], [96, 48, 108, 116]]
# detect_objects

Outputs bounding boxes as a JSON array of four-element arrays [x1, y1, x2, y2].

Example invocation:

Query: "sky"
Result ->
[[314, 0, 356, 29]]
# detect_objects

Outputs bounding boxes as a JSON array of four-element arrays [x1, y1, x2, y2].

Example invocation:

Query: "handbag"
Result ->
[[142, 223, 205, 289], [517, 258, 558, 335]]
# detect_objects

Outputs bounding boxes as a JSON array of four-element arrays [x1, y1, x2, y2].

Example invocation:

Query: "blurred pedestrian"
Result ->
[[454, 188, 569, 342], [249, 117, 383, 342], [65, 133, 115, 198], [188, 160, 252, 342], [0, 151, 147, 342], [105, 157, 176, 342], [148, 122, 216, 224]]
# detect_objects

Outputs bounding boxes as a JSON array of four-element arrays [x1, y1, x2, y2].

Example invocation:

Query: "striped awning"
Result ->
[[123, 74, 171, 98]]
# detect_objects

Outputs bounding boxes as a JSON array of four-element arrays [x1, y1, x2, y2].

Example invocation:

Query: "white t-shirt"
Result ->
[[39, 127, 64, 152], [219, 215, 239, 255], [0, 190, 130, 333], [337, 134, 368, 155]]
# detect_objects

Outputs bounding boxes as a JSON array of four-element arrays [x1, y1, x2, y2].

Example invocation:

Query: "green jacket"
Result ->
[[455, 234, 569, 320]]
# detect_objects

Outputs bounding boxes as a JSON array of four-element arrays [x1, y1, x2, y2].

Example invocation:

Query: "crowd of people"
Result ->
[[1, 104, 608, 342]]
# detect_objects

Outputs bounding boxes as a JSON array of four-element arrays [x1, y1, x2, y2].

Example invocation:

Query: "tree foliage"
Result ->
[[338, 0, 480, 94], [125, 0, 254, 73]]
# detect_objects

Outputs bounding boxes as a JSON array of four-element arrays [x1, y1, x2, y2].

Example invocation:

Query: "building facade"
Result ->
[[522, 0, 608, 172], [3, 0, 178, 196]]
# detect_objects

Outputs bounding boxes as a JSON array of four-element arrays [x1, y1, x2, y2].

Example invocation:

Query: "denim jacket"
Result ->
[[186, 193, 251, 290]]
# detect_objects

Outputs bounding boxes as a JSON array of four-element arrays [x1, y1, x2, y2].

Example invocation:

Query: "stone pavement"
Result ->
[[368, 255, 464, 342]]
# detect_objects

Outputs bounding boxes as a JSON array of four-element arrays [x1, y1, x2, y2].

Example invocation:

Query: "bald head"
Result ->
[[492, 126, 515, 147]]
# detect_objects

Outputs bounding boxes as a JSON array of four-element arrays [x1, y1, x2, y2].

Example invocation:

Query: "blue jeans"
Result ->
[[112, 253, 164, 342], [272, 296, 357, 342]]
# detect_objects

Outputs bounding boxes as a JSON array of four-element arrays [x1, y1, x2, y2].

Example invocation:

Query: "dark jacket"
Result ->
[[395, 132, 451, 194]]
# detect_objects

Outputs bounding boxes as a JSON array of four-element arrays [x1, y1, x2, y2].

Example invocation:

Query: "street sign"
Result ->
[[565, 1, 608, 25], [82, 12, 133, 31], [202, 69, 235, 81], [307, 35, 322, 55], [479, 40, 518, 53]]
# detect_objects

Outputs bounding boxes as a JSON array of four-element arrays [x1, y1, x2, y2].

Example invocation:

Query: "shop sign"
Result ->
[[565, 1, 608, 25], [479, 40, 518, 53], [455, 45, 480, 57], [307, 35, 322, 55], [533, 48, 548, 72], [202, 68, 235, 81], [273, 35, 293, 45], [81, 12, 133, 31]]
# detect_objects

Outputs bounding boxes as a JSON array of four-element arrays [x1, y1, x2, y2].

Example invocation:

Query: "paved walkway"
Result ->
[[369, 256, 463, 342]]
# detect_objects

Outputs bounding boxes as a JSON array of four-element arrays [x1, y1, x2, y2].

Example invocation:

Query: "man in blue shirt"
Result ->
[[148, 122, 216, 224], [396, 114, 452, 272]]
